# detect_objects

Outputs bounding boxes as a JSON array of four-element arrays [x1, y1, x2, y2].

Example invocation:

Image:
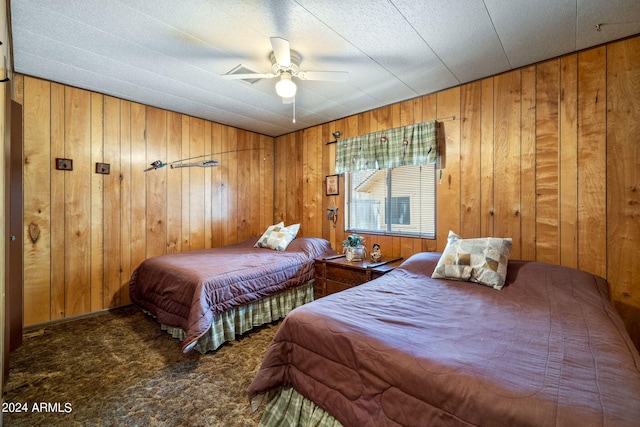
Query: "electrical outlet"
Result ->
[[96, 163, 110, 175], [55, 158, 73, 171]]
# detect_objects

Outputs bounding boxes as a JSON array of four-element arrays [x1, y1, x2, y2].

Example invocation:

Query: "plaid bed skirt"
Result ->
[[160, 279, 315, 353]]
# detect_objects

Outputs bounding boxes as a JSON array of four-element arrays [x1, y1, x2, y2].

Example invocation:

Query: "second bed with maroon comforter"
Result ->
[[249, 252, 640, 426]]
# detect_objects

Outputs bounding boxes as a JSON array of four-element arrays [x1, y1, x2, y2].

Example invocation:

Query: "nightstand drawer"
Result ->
[[314, 255, 403, 297], [326, 264, 368, 286]]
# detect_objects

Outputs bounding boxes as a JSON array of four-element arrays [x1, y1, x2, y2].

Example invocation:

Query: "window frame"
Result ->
[[344, 164, 436, 239]]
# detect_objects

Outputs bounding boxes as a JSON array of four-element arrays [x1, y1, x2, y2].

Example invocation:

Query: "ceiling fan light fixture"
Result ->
[[275, 72, 297, 98]]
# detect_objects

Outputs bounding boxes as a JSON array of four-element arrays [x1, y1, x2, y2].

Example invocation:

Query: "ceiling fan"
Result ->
[[222, 37, 349, 102]]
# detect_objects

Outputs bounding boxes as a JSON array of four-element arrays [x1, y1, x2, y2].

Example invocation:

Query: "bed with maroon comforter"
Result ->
[[248, 252, 640, 426], [130, 236, 334, 353]]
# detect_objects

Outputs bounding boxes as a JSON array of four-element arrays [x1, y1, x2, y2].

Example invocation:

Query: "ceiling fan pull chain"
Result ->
[[293, 97, 296, 123]]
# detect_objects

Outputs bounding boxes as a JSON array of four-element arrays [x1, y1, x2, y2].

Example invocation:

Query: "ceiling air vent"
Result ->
[[224, 64, 263, 84]]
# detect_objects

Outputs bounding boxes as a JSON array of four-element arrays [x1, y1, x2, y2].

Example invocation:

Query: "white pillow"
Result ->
[[254, 222, 300, 251], [431, 230, 512, 290]]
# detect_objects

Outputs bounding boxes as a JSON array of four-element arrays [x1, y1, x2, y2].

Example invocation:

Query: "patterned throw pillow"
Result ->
[[254, 222, 301, 251], [431, 230, 512, 290]]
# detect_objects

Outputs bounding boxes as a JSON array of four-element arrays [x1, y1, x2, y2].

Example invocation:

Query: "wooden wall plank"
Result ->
[[166, 112, 182, 253], [436, 87, 461, 251], [50, 82, 65, 320], [90, 93, 104, 312], [260, 134, 274, 232], [391, 103, 401, 128], [129, 103, 147, 274], [180, 115, 190, 249], [64, 86, 92, 317], [460, 81, 482, 238], [204, 121, 212, 248], [577, 47, 606, 278], [103, 96, 121, 307], [226, 127, 238, 243], [237, 130, 252, 241], [220, 126, 231, 243], [399, 100, 413, 125], [520, 66, 537, 260], [311, 126, 322, 238], [89, 93, 104, 312], [119, 100, 132, 305], [559, 55, 578, 268], [249, 132, 261, 238], [285, 132, 301, 227], [283, 133, 295, 226], [422, 93, 438, 121], [301, 129, 311, 237], [188, 117, 205, 250], [145, 107, 167, 258], [295, 130, 304, 228], [535, 60, 560, 263], [273, 135, 286, 225], [305, 126, 321, 238], [219, 125, 230, 209], [375, 107, 391, 134], [480, 78, 495, 238], [22, 76, 52, 325], [411, 98, 422, 125], [494, 70, 522, 257], [210, 123, 223, 247]]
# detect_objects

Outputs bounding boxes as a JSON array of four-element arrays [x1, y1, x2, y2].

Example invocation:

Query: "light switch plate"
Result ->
[[96, 163, 110, 174], [55, 158, 73, 171]]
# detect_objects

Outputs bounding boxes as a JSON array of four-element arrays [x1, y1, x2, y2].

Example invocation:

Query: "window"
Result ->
[[387, 196, 410, 225], [346, 164, 436, 238]]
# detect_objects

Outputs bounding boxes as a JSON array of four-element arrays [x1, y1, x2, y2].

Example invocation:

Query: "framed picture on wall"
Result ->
[[326, 174, 339, 196]]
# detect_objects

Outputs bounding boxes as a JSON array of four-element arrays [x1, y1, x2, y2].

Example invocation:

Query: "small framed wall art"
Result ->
[[326, 174, 339, 196]]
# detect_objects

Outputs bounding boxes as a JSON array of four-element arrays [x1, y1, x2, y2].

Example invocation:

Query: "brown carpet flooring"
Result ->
[[3, 306, 278, 426]]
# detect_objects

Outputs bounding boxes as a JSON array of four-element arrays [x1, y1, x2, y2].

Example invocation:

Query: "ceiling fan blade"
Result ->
[[221, 73, 276, 80], [297, 70, 349, 82], [270, 37, 291, 67]]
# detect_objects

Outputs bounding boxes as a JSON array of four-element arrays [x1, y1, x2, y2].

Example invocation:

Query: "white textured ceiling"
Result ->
[[10, 0, 640, 137]]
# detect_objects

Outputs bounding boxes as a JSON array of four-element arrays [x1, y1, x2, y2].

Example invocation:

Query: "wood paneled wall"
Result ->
[[15, 75, 274, 326], [275, 36, 640, 347]]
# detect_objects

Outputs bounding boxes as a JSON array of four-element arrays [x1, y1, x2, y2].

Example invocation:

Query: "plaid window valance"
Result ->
[[335, 120, 437, 173]]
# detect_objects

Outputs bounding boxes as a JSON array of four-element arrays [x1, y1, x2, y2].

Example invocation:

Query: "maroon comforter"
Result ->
[[249, 252, 640, 426], [130, 237, 334, 353]]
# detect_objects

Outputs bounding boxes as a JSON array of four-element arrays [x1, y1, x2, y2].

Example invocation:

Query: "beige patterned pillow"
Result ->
[[432, 230, 512, 290], [254, 222, 301, 251]]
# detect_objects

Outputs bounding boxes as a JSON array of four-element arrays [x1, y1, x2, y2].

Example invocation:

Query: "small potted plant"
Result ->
[[343, 233, 366, 262]]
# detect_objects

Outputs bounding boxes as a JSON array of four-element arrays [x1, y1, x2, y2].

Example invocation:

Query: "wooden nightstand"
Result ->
[[314, 254, 403, 298]]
